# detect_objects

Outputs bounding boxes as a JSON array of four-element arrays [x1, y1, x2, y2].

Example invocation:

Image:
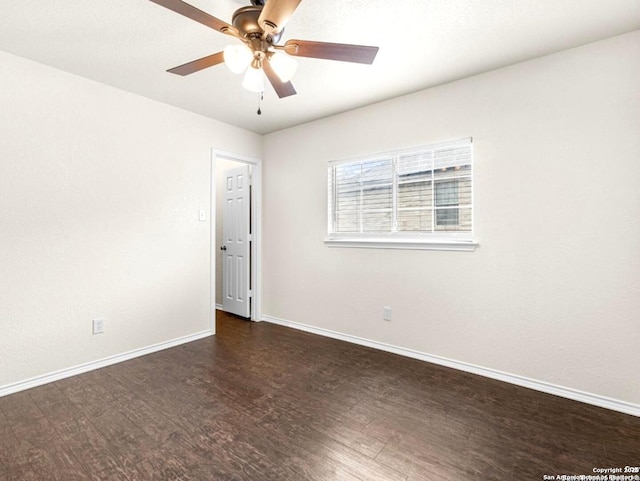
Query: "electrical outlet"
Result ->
[[93, 318, 105, 335], [198, 209, 206, 222], [383, 306, 392, 321]]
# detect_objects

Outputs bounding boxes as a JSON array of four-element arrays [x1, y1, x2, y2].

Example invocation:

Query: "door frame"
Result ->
[[211, 149, 262, 332]]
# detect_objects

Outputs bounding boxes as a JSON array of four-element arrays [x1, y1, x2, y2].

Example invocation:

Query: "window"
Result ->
[[435, 181, 459, 226], [327, 138, 475, 250]]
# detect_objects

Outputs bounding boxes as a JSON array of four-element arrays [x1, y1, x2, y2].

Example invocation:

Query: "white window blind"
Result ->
[[327, 138, 473, 247]]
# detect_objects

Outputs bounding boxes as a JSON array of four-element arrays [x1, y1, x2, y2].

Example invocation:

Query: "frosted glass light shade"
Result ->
[[242, 66, 264, 92], [224, 44, 253, 74], [269, 52, 297, 82]]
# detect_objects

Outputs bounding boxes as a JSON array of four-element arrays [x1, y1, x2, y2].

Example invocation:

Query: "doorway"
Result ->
[[211, 150, 262, 331]]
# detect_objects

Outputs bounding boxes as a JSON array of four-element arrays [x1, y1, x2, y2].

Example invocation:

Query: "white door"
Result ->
[[222, 164, 251, 318]]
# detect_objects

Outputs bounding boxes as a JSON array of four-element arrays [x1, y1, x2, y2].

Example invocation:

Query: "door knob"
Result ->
[[220, 246, 227, 251]]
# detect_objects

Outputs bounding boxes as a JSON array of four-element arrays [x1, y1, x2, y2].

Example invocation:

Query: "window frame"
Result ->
[[325, 138, 477, 251]]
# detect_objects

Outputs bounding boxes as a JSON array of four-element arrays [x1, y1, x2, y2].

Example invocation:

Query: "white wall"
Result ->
[[0, 50, 262, 389], [262, 32, 640, 406]]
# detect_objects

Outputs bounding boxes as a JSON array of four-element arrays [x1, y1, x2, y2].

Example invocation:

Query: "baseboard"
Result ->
[[262, 315, 640, 418], [215, 303, 223, 310], [0, 330, 213, 398]]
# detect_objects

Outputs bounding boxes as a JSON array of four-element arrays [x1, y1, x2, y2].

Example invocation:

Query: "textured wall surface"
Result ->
[[262, 32, 640, 405], [0, 51, 261, 388]]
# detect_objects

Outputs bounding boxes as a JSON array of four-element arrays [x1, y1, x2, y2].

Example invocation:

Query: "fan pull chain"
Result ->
[[257, 89, 263, 116]]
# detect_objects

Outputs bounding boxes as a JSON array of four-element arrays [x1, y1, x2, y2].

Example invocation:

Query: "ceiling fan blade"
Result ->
[[258, 0, 302, 35], [263, 59, 297, 98], [284, 39, 379, 64], [167, 52, 225, 76], [149, 0, 238, 36]]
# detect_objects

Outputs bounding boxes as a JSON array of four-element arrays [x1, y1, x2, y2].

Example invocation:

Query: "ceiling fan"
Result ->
[[149, 0, 379, 100]]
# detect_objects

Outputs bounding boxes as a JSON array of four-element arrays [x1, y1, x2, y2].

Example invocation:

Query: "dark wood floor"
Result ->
[[1, 311, 638, 481]]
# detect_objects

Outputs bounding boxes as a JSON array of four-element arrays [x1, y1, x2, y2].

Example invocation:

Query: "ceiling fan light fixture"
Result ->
[[242, 65, 264, 92], [223, 44, 253, 74], [269, 52, 297, 82]]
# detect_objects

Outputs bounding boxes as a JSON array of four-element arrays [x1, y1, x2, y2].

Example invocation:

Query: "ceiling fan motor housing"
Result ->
[[232, 5, 282, 44]]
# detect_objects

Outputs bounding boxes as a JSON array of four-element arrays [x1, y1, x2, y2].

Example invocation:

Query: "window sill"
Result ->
[[324, 238, 478, 251]]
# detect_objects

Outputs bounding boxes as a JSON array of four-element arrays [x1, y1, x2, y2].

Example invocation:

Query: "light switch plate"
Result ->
[[93, 318, 105, 335]]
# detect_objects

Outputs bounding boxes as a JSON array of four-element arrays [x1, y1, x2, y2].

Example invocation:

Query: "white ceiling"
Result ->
[[1, 1, 639, 134]]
